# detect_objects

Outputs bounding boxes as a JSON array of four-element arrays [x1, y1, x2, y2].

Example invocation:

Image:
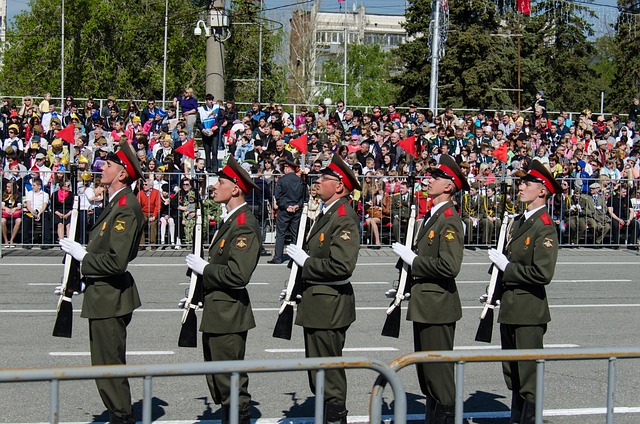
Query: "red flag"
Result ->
[[398, 135, 418, 158], [175, 138, 196, 160], [289, 134, 308, 155], [57, 124, 75, 145], [492, 142, 509, 163], [517, 0, 531, 15]]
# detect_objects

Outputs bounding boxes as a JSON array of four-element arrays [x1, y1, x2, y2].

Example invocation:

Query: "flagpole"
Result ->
[[517, 12, 521, 112]]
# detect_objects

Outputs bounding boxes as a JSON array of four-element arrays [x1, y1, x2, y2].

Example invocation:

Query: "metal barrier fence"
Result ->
[[370, 347, 640, 424], [3, 171, 639, 250], [0, 357, 406, 424]]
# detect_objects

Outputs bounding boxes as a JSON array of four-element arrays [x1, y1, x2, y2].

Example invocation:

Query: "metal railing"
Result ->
[[370, 347, 640, 424], [0, 357, 406, 424], [4, 171, 639, 250]]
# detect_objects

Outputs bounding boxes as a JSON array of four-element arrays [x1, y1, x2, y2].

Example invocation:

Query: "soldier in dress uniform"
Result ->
[[60, 141, 145, 424], [566, 184, 589, 244], [285, 154, 361, 424], [483, 183, 500, 244], [391, 180, 412, 243], [461, 181, 484, 244], [184, 156, 261, 424], [588, 182, 611, 244], [487, 160, 561, 424], [391, 155, 469, 424]]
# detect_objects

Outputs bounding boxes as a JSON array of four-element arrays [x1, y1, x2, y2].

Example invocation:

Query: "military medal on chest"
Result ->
[[219, 239, 225, 255], [524, 236, 531, 251], [319, 232, 324, 248], [428, 229, 435, 245]]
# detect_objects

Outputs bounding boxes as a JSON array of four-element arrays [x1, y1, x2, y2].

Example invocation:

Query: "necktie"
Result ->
[[593, 196, 598, 207], [422, 210, 432, 227]]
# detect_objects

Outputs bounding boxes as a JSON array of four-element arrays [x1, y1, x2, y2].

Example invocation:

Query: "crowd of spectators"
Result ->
[[2, 90, 640, 249]]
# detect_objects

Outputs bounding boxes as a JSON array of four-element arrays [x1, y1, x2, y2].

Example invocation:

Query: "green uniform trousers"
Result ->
[[413, 322, 456, 407], [89, 314, 133, 417], [303, 327, 348, 406], [500, 324, 546, 403], [202, 331, 251, 411]]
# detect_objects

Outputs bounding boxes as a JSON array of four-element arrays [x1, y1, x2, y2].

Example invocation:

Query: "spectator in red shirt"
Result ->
[[136, 177, 161, 249]]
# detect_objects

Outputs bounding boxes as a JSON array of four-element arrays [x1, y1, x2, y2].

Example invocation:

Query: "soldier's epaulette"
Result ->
[[443, 207, 453, 217], [540, 212, 552, 226], [337, 204, 347, 217], [237, 211, 246, 225], [118, 196, 127, 207]]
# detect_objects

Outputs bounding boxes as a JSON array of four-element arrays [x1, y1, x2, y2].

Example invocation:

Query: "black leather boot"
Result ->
[[510, 392, 525, 423], [432, 403, 455, 424], [239, 407, 251, 424], [109, 412, 136, 424], [424, 395, 437, 424], [220, 405, 230, 424], [519, 400, 536, 424], [325, 403, 348, 424]]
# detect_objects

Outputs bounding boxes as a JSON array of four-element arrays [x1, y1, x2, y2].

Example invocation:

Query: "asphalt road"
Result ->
[[1, 247, 639, 423]]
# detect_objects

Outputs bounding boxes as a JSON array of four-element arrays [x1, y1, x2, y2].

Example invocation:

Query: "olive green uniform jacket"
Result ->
[[295, 198, 360, 329], [407, 200, 463, 324], [498, 207, 558, 325], [200, 204, 260, 334], [81, 187, 144, 319]]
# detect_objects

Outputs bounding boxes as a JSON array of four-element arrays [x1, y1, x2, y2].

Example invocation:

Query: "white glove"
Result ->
[[488, 248, 509, 272], [279, 288, 302, 302], [392, 242, 417, 267], [385, 288, 410, 300], [286, 245, 309, 267], [54, 281, 86, 296], [178, 296, 203, 309], [186, 254, 208, 276], [478, 293, 488, 304], [60, 238, 87, 262]]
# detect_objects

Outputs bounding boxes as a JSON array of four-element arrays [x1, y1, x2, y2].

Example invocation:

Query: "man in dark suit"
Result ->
[[269, 159, 306, 264], [286, 154, 361, 424], [488, 160, 561, 424], [185, 156, 261, 424], [392, 155, 469, 424], [391, 181, 412, 243], [60, 142, 145, 424]]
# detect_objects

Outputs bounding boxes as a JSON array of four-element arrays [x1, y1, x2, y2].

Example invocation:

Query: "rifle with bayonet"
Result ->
[[382, 204, 416, 338], [178, 208, 204, 347], [272, 204, 309, 340], [475, 160, 512, 343], [52, 196, 81, 338]]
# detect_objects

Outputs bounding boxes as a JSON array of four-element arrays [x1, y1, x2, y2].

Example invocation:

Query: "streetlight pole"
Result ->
[[162, 0, 168, 109], [60, 0, 64, 104], [428, 0, 440, 114], [257, 0, 263, 103], [343, 0, 348, 106], [206, 0, 226, 101]]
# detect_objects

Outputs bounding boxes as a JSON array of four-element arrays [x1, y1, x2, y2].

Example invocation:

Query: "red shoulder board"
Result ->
[[540, 212, 552, 225], [337, 204, 347, 217], [237, 211, 246, 225], [118, 196, 127, 207], [443, 207, 453, 217]]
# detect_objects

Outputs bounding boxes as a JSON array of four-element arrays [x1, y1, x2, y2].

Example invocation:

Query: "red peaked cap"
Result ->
[[107, 141, 143, 181], [320, 154, 362, 192], [430, 155, 470, 192], [217, 156, 259, 194], [522, 160, 562, 194]]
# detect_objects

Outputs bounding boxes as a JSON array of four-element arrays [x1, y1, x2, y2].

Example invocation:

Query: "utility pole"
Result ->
[[207, 0, 226, 101]]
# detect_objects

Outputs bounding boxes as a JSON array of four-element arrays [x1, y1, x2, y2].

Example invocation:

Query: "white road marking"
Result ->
[[456, 279, 631, 284], [7, 260, 640, 268], [49, 351, 174, 356], [455, 344, 579, 350], [13, 407, 640, 423], [5, 304, 640, 314], [265, 347, 399, 353]]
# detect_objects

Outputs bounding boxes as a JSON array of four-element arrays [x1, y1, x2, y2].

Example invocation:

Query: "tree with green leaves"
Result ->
[[0, 0, 285, 104], [318, 43, 397, 107], [611, 3, 640, 112]]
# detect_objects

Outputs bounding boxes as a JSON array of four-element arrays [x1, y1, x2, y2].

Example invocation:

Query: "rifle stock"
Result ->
[[53, 197, 80, 338], [273, 204, 309, 340], [179, 209, 204, 348], [382, 205, 417, 338], [475, 211, 512, 343]]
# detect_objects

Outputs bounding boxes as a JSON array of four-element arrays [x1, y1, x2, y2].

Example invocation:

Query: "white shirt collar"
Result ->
[[321, 199, 340, 215], [524, 204, 546, 220], [224, 202, 247, 222], [108, 186, 127, 203]]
